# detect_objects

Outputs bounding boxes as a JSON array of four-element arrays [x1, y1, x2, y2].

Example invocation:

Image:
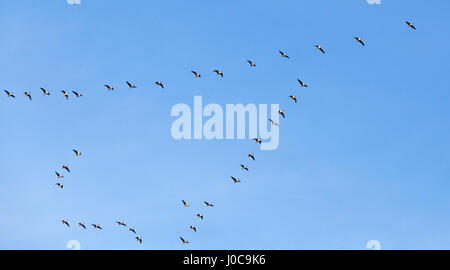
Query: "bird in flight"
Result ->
[[204, 201, 214, 207], [61, 90, 69, 100], [190, 225, 197, 232], [191, 71, 201, 78], [279, 50, 289, 58], [56, 183, 63, 189], [354, 37, 365, 46], [289, 95, 297, 103], [247, 60, 256, 67], [55, 172, 64, 179], [41, 88, 50, 95], [126, 81, 137, 88], [136, 236, 143, 244], [62, 165, 70, 173], [116, 221, 127, 226], [248, 153, 255, 160], [180, 237, 189, 244], [231, 176, 241, 183], [197, 214, 204, 220], [104, 85, 114, 91], [240, 164, 249, 171], [182, 200, 189, 207], [129, 227, 136, 234], [213, 70, 224, 77], [278, 110, 286, 119], [405, 21, 416, 30], [297, 79, 308, 87], [315, 45, 325, 54], [4, 90, 15, 98], [269, 119, 279, 127], [24, 92, 32, 101], [73, 149, 81, 156], [78, 222, 86, 229], [72, 91, 83, 98], [62, 220, 70, 227], [155, 81, 164, 88], [92, 224, 102, 230], [253, 138, 262, 144]]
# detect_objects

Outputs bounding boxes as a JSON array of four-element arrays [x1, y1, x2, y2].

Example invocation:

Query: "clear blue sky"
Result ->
[[1, 0, 450, 250]]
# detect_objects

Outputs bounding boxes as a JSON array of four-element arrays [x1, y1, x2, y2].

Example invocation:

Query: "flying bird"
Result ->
[[204, 201, 214, 207], [41, 88, 50, 95], [191, 71, 201, 78], [78, 222, 86, 229], [247, 60, 256, 67], [56, 183, 63, 189], [62, 165, 70, 173], [213, 70, 224, 77], [116, 221, 127, 226], [269, 119, 279, 127], [240, 164, 249, 171], [104, 85, 114, 91], [129, 227, 136, 234], [126, 81, 137, 88], [73, 149, 81, 156], [279, 50, 289, 58], [92, 224, 102, 230], [180, 237, 189, 244], [182, 200, 189, 207], [197, 214, 204, 220], [155, 81, 164, 88], [253, 138, 262, 144], [4, 90, 15, 98], [289, 95, 297, 103], [297, 79, 308, 87], [278, 110, 286, 118], [405, 21, 416, 30], [354, 37, 365, 46], [55, 172, 64, 179], [315, 45, 325, 54], [231, 176, 241, 183], [62, 220, 70, 227], [190, 225, 197, 232], [24, 92, 32, 100], [61, 90, 69, 100], [248, 153, 255, 160], [72, 91, 83, 98], [136, 237, 143, 244]]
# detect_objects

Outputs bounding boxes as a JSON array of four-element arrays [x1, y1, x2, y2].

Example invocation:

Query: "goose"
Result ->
[[73, 149, 81, 156], [62, 220, 70, 227], [240, 164, 249, 171], [72, 91, 83, 97], [126, 81, 137, 88], [213, 70, 224, 77], [197, 214, 204, 220], [180, 237, 189, 244], [4, 90, 15, 98], [289, 95, 297, 103], [231, 176, 241, 183], [104, 85, 114, 91], [248, 153, 255, 160], [315, 45, 325, 54], [116, 221, 127, 226], [155, 81, 164, 88], [191, 71, 201, 78], [190, 225, 197, 232], [204, 201, 214, 207], [182, 200, 189, 207], [297, 79, 308, 87], [24, 92, 32, 100], [269, 119, 279, 127], [56, 183, 63, 189], [78, 222, 86, 229], [354, 37, 365, 46], [92, 224, 102, 230], [62, 165, 70, 173], [278, 110, 286, 119], [55, 172, 64, 179], [406, 21, 416, 30], [247, 60, 256, 67], [253, 138, 262, 144], [279, 50, 289, 58], [41, 88, 50, 95], [136, 236, 142, 244], [129, 227, 136, 234], [61, 90, 69, 100]]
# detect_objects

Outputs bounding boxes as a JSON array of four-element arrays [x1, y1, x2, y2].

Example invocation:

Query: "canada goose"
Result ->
[[269, 119, 279, 127], [406, 21, 416, 30], [62, 165, 70, 173], [92, 224, 102, 230], [4, 90, 15, 98], [253, 138, 262, 144], [126, 81, 137, 88], [104, 85, 114, 91], [41, 88, 50, 95], [248, 153, 255, 160], [55, 172, 64, 179], [155, 81, 164, 88], [129, 227, 136, 234], [72, 91, 83, 97], [231, 176, 241, 183], [289, 95, 297, 103], [62, 220, 70, 227], [24, 92, 32, 100], [213, 70, 224, 77], [279, 50, 289, 58], [73, 149, 81, 156], [78, 222, 86, 229], [56, 183, 63, 189], [204, 201, 214, 207], [61, 90, 69, 100], [315, 45, 325, 54], [180, 237, 189, 244], [197, 213, 204, 220], [182, 200, 189, 207], [136, 236, 142, 244], [240, 164, 249, 171], [278, 110, 286, 118], [247, 60, 256, 67], [297, 79, 308, 87], [191, 71, 201, 78], [354, 37, 365, 46], [190, 225, 197, 232], [116, 221, 127, 226]]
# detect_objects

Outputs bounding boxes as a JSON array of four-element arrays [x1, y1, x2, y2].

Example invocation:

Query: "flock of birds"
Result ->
[[3, 20, 417, 247]]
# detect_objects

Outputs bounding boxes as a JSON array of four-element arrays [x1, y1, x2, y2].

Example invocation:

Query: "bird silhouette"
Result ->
[[190, 225, 197, 232], [406, 21, 416, 30], [78, 222, 86, 229], [62, 165, 70, 173], [180, 236, 189, 244], [354, 37, 365, 46], [248, 153, 255, 160], [126, 81, 137, 88], [104, 85, 114, 91], [136, 236, 143, 244], [56, 183, 63, 189], [4, 90, 15, 98], [204, 201, 214, 207], [191, 71, 201, 78], [62, 220, 70, 227], [279, 50, 289, 58], [231, 176, 241, 183], [61, 90, 69, 100], [213, 70, 224, 77], [72, 91, 83, 98], [247, 60, 256, 67], [182, 200, 189, 207], [40, 88, 50, 95], [155, 81, 164, 88], [315, 45, 325, 54], [297, 79, 308, 87], [289, 95, 298, 103], [73, 149, 81, 156], [24, 92, 32, 100]]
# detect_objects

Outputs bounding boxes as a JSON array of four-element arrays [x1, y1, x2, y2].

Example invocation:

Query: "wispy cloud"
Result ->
[[367, 0, 382, 4], [67, 0, 81, 5]]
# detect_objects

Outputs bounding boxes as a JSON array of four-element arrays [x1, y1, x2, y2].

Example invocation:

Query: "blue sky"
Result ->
[[1, 0, 450, 250]]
